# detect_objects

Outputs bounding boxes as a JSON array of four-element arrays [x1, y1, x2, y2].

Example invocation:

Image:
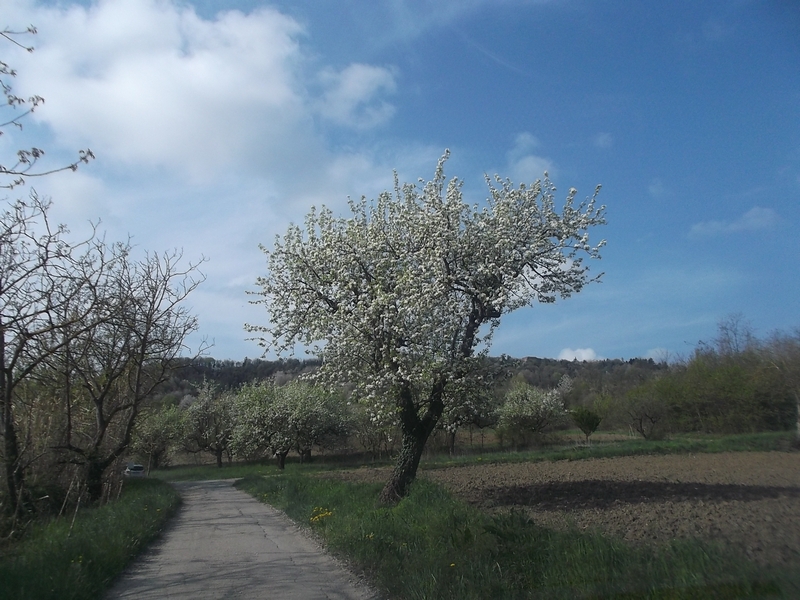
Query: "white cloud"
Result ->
[[9, 0, 401, 188], [509, 132, 540, 156], [558, 347, 600, 361], [1, 0, 420, 359], [643, 347, 670, 363], [507, 132, 553, 182], [316, 63, 396, 129], [690, 206, 779, 237], [510, 154, 554, 183], [13, 2, 312, 181]]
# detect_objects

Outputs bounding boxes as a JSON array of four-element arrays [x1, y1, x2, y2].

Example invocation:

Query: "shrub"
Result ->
[[570, 406, 602, 444], [496, 378, 569, 449]]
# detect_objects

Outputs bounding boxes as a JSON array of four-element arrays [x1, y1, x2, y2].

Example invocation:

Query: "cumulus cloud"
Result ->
[[506, 131, 554, 182], [690, 206, 779, 237], [2, 0, 417, 359], [9, 0, 399, 186], [558, 348, 600, 361], [316, 63, 397, 129], [13, 2, 307, 179]]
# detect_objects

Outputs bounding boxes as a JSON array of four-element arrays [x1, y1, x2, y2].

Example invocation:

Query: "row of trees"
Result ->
[[131, 380, 356, 470], [614, 319, 800, 440], [0, 195, 204, 514], [131, 373, 584, 469], [133, 316, 800, 474]]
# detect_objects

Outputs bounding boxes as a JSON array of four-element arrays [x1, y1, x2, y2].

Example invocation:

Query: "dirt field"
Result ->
[[337, 452, 800, 568]]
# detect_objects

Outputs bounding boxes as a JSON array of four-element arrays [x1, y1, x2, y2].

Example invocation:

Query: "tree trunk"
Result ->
[[448, 430, 457, 457], [3, 401, 29, 515], [276, 450, 288, 470], [86, 460, 105, 504], [215, 447, 223, 468], [379, 383, 443, 504], [794, 392, 800, 449], [2, 346, 29, 515]]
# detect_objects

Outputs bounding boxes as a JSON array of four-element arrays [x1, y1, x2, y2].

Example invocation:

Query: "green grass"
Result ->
[[0, 478, 180, 600], [423, 430, 795, 470], [236, 472, 790, 599], [152, 431, 795, 484]]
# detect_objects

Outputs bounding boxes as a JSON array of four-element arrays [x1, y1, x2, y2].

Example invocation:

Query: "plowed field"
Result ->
[[338, 452, 800, 567]]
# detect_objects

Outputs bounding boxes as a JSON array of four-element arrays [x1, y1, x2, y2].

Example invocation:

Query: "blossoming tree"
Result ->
[[249, 151, 606, 502]]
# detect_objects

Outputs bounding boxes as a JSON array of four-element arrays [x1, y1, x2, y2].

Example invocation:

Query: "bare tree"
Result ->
[[0, 194, 112, 514], [48, 250, 206, 501]]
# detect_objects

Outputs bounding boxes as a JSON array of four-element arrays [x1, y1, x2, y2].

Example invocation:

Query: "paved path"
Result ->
[[105, 479, 380, 600]]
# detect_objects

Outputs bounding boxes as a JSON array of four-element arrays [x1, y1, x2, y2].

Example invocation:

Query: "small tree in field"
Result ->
[[249, 152, 605, 502], [570, 406, 602, 445], [497, 377, 570, 449]]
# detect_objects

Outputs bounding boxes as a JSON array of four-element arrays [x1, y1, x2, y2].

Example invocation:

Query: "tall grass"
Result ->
[[0, 478, 180, 600], [237, 472, 787, 599]]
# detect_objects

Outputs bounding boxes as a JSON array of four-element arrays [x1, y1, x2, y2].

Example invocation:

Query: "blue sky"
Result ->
[[3, 0, 798, 362]]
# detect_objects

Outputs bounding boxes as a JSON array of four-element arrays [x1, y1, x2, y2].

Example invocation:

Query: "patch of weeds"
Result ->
[[0, 478, 180, 600]]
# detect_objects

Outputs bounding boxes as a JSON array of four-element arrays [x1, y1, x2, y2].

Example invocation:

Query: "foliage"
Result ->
[[250, 152, 605, 500], [0, 478, 179, 600], [183, 382, 235, 467], [0, 25, 202, 517], [229, 379, 351, 468], [570, 406, 602, 444], [612, 318, 799, 440], [172, 356, 321, 391], [349, 399, 400, 460], [496, 376, 571, 448], [130, 404, 185, 471], [620, 377, 675, 440], [45, 249, 204, 502]]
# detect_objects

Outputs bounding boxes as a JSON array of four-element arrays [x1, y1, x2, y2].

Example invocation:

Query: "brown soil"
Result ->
[[335, 452, 800, 568]]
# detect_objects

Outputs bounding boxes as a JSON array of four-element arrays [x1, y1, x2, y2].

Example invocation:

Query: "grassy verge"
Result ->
[[237, 472, 787, 599], [424, 430, 795, 469], [0, 478, 180, 600]]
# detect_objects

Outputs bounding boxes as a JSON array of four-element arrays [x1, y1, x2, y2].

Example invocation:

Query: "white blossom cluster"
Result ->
[[229, 379, 349, 459], [248, 152, 605, 420], [497, 375, 573, 436]]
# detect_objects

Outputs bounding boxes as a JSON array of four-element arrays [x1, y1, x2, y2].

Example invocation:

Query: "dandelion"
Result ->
[[310, 506, 334, 523]]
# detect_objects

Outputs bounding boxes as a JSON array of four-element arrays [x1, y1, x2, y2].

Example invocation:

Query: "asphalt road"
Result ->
[[105, 479, 380, 600]]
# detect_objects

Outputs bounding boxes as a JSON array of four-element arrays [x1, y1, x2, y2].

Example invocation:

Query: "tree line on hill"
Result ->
[[127, 316, 798, 473]]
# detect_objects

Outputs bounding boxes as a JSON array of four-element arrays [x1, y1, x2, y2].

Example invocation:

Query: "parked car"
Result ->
[[124, 464, 146, 478]]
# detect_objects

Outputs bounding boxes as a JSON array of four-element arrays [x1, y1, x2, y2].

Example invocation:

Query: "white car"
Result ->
[[124, 464, 146, 478]]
